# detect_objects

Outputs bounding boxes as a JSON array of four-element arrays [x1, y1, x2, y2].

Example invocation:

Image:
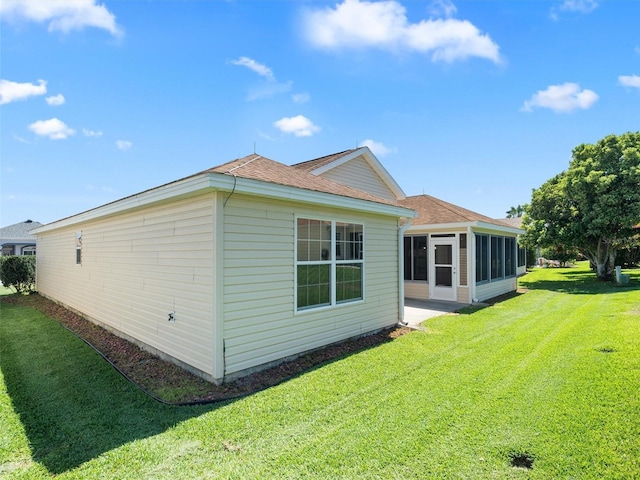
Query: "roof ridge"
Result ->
[[226, 154, 263, 174]]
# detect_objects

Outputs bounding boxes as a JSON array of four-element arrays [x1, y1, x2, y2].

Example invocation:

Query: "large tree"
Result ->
[[522, 132, 640, 279]]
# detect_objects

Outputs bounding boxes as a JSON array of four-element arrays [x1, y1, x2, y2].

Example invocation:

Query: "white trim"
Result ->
[[309, 147, 406, 201], [33, 171, 415, 234], [398, 219, 412, 323], [294, 216, 365, 313], [429, 237, 458, 302], [212, 192, 225, 381], [406, 220, 523, 236]]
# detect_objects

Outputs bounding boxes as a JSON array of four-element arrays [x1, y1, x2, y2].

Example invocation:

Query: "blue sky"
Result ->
[[1, 0, 639, 227]]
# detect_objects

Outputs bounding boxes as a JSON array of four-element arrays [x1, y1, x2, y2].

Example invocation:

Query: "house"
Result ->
[[0, 220, 42, 256], [399, 195, 524, 304], [33, 148, 415, 384]]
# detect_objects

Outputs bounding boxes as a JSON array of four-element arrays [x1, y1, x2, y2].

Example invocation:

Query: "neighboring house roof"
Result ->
[[497, 217, 524, 229], [0, 220, 42, 245], [399, 194, 520, 231], [207, 154, 398, 206]]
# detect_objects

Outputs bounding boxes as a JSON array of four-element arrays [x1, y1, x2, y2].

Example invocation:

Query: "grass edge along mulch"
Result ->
[[1, 294, 411, 405]]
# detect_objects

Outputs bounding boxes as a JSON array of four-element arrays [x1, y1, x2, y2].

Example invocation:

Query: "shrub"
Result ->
[[0, 255, 36, 294]]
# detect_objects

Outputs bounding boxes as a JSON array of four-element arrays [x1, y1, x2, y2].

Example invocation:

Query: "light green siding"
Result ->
[[320, 156, 398, 201], [222, 194, 400, 377], [36, 194, 217, 376]]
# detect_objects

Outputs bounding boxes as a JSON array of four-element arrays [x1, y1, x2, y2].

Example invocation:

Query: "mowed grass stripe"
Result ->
[[1, 262, 639, 478]]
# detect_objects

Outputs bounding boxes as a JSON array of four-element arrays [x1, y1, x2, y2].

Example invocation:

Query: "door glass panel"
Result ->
[[434, 244, 452, 265], [435, 266, 452, 286]]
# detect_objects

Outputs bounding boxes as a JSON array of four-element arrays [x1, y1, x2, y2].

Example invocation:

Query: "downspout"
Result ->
[[398, 218, 412, 325]]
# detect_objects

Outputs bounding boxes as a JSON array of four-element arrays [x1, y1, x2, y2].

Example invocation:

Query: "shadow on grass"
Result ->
[[518, 268, 640, 295], [0, 301, 218, 474], [1, 298, 407, 475]]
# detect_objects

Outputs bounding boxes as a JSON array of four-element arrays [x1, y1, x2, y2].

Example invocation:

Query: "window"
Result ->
[[505, 237, 516, 277], [476, 234, 489, 283], [75, 231, 82, 265], [517, 245, 526, 268], [491, 236, 504, 280], [296, 218, 363, 311], [22, 246, 36, 255], [476, 234, 517, 284], [403, 235, 427, 281]]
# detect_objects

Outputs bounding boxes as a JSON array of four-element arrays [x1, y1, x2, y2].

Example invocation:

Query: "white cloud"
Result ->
[[83, 128, 103, 137], [0, 79, 46, 104], [521, 83, 598, 113], [231, 56, 274, 80], [302, 0, 500, 63], [551, 0, 598, 20], [116, 140, 132, 150], [0, 0, 123, 36], [428, 0, 457, 18], [361, 139, 396, 156], [28, 118, 76, 139], [292, 92, 311, 104], [46, 93, 65, 106], [618, 75, 640, 89], [274, 115, 320, 137]]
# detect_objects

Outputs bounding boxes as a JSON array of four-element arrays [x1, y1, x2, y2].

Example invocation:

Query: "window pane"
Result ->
[[476, 235, 488, 283], [298, 218, 331, 261], [491, 236, 504, 280], [434, 244, 452, 265], [297, 264, 330, 309], [505, 237, 515, 277], [413, 236, 427, 281], [435, 266, 452, 286], [336, 263, 362, 303]]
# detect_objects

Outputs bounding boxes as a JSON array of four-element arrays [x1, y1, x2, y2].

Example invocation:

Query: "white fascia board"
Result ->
[[32, 174, 218, 233], [310, 147, 406, 201], [33, 171, 416, 234], [406, 221, 523, 236]]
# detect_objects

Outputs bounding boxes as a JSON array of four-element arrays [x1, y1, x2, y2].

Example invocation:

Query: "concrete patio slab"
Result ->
[[403, 299, 468, 328]]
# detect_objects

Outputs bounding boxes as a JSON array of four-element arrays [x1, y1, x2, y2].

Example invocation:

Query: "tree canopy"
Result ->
[[522, 132, 640, 279]]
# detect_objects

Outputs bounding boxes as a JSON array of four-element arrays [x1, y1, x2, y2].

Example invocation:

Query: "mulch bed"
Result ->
[[2, 293, 411, 405]]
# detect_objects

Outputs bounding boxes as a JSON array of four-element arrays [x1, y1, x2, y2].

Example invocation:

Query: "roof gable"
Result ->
[[292, 147, 406, 201]]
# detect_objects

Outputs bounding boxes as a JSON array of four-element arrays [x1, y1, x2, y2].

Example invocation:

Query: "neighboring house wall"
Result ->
[[222, 194, 400, 378], [319, 156, 398, 202], [36, 194, 217, 377]]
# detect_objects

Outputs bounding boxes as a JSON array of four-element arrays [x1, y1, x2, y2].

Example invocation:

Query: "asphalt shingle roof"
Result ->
[[206, 154, 398, 206], [0, 220, 43, 241], [290, 149, 356, 172], [399, 195, 514, 228]]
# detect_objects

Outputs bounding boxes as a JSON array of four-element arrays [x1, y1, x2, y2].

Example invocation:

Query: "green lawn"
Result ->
[[1, 262, 639, 478]]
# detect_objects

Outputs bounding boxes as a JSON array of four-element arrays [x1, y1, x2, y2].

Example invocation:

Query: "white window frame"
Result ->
[[295, 217, 365, 312], [75, 231, 82, 266]]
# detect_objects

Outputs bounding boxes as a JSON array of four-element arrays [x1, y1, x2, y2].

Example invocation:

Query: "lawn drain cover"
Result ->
[[596, 347, 616, 353], [509, 452, 534, 469]]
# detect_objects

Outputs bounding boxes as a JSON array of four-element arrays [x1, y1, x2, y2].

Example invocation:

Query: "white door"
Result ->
[[430, 238, 457, 302]]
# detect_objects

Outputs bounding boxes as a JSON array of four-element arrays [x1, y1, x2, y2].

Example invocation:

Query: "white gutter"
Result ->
[[32, 171, 415, 234], [397, 219, 412, 325], [405, 221, 523, 236]]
